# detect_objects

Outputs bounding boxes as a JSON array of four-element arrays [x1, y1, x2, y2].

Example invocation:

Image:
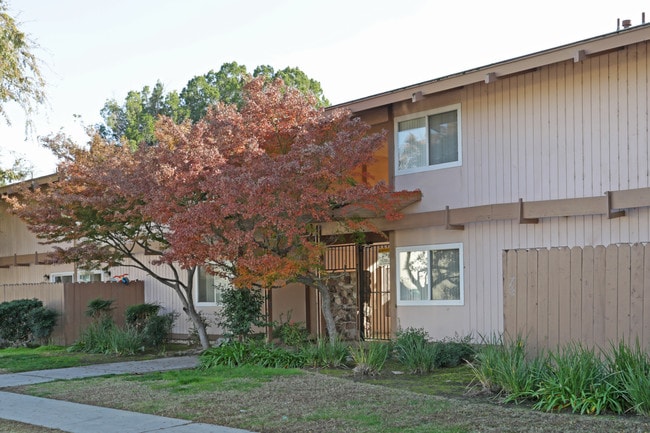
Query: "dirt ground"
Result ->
[[9, 368, 650, 433]]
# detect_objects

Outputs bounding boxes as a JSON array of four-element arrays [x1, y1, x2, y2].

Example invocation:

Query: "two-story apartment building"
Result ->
[[323, 22, 650, 351], [3, 24, 650, 349]]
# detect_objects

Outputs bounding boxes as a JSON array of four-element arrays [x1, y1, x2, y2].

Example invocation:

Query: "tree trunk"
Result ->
[[184, 298, 211, 350], [296, 274, 338, 345], [315, 280, 338, 345]]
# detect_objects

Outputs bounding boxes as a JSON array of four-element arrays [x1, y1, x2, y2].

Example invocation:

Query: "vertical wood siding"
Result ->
[[395, 42, 650, 341], [504, 244, 650, 353], [396, 41, 650, 212]]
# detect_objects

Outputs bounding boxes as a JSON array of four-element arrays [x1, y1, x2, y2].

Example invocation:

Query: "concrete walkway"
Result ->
[[0, 356, 255, 433]]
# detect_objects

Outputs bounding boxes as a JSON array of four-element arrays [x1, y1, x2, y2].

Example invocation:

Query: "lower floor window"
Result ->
[[196, 266, 227, 305], [397, 243, 463, 305]]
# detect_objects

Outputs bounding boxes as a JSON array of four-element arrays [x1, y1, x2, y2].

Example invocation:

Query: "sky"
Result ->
[[1, 0, 648, 177]]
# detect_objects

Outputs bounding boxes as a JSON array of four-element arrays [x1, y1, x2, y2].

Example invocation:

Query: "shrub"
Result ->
[[125, 303, 174, 348], [71, 299, 174, 355], [0, 299, 58, 345], [350, 341, 391, 375], [27, 306, 59, 342], [218, 286, 268, 341], [125, 303, 161, 332], [274, 312, 310, 346], [394, 327, 439, 374], [434, 335, 475, 368], [85, 298, 115, 320], [141, 312, 176, 347]]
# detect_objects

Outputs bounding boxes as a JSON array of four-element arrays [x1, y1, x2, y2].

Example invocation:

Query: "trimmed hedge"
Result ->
[[0, 299, 58, 346]]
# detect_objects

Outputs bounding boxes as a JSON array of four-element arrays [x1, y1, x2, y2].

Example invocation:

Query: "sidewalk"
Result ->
[[0, 356, 255, 433]]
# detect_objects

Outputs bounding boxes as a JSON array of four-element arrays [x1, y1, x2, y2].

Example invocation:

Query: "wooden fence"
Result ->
[[0, 281, 144, 345], [503, 244, 650, 355]]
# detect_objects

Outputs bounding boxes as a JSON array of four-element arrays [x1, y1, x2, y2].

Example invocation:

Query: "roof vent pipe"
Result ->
[[643, 12, 646, 24]]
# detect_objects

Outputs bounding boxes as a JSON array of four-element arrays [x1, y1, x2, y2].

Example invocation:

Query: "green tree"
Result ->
[[180, 61, 249, 121], [0, 0, 46, 184], [97, 62, 328, 147], [253, 65, 328, 108]]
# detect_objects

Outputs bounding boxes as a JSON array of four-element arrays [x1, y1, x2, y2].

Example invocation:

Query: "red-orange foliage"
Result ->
[[11, 77, 416, 343], [146, 78, 409, 286]]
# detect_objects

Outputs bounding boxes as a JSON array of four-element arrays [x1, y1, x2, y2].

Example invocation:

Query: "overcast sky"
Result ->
[[2, 0, 648, 177]]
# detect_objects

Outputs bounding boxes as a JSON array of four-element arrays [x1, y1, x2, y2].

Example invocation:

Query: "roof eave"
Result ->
[[330, 24, 650, 113]]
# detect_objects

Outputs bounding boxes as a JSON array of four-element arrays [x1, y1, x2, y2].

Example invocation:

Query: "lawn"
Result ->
[[2, 349, 650, 433], [0, 345, 184, 373]]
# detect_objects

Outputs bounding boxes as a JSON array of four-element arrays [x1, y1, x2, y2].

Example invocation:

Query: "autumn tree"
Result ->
[[0, 0, 46, 184], [7, 132, 214, 349], [146, 77, 413, 343], [98, 61, 328, 148], [10, 77, 413, 347]]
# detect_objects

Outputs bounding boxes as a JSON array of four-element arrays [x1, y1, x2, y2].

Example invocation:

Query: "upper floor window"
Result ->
[[50, 270, 105, 283], [395, 104, 461, 174], [396, 243, 464, 306]]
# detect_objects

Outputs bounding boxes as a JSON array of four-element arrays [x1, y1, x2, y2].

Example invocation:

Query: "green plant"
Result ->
[[300, 338, 349, 368], [0, 299, 58, 346], [434, 335, 476, 368], [218, 286, 268, 341], [467, 334, 544, 402], [85, 298, 115, 320], [200, 340, 307, 369], [532, 343, 622, 415], [394, 327, 439, 374], [27, 306, 59, 342], [274, 311, 310, 346], [605, 339, 650, 415], [350, 341, 391, 375], [248, 343, 307, 368], [201, 341, 251, 368], [125, 303, 161, 332], [69, 320, 144, 356], [141, 313, 176, 347]]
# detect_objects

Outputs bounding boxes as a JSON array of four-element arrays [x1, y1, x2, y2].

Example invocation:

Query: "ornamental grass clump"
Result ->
[[350, 341, 391, 375], [394, 327, 439, 374], [605, 339, 650, 416], [532, 342, 623, 415], [300, 337, 349, 368], [468, 334, 543, 402], [200, 340, 306, 369], [70, 320, 143, 356]]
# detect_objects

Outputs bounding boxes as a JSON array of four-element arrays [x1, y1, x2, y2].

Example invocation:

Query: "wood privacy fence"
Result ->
[[503, 244, 650, 355], [0, 281, 144, 345]]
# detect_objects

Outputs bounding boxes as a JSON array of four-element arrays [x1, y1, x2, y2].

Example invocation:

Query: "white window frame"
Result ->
[[396, 243, 464, 306], [395, 103, 462, 175], [49, 270, 105, 283], [193, 266, 230, 307], [49, 272, 73, 283]]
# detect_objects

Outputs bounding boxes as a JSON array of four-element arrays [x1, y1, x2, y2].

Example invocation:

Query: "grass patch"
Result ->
[[0, 344, 189, 373], [124, 364, 303, 393], [362, 363, 475, 396]]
